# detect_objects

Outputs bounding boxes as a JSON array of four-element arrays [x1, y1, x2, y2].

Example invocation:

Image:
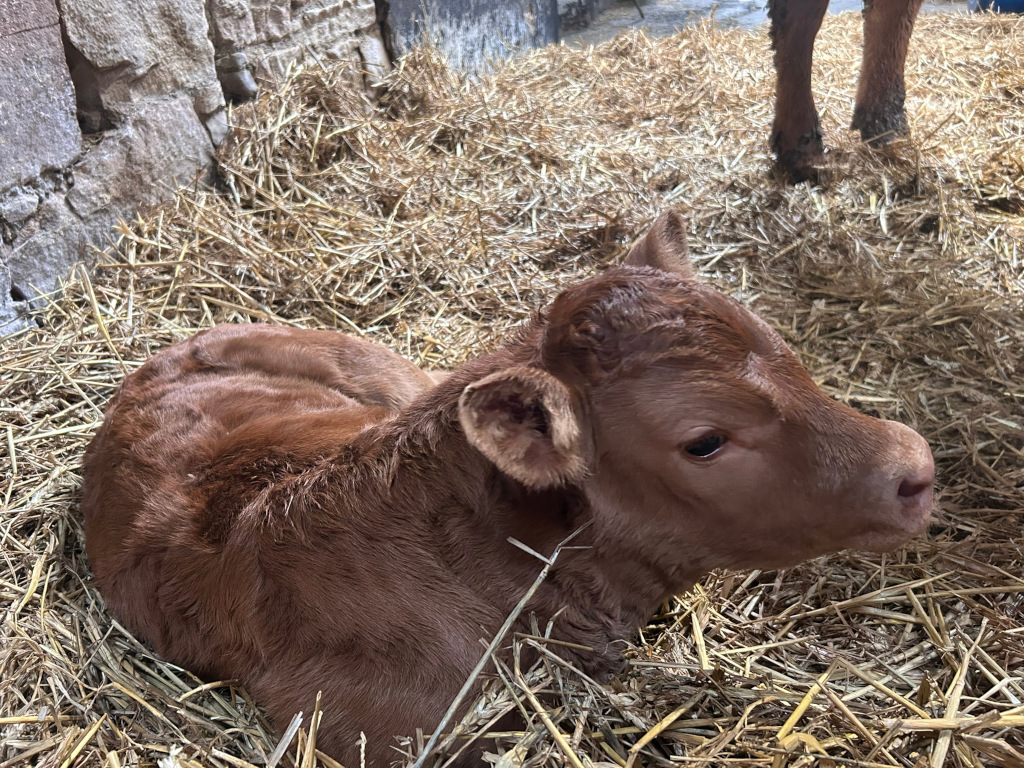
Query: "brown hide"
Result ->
[[768, 0, 925, 181], [81, 212, 934, 766]]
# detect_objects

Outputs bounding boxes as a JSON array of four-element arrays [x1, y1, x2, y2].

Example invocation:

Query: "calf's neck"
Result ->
[[81, 212, 934, 766]]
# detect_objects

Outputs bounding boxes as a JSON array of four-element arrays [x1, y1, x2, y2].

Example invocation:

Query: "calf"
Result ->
[[81, 212, 934, 767], [769, 0, 924, 181]]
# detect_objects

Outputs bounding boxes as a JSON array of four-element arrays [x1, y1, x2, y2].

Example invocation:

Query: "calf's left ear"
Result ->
[[624, 210, 697, 281], [458, 367, 586, 489]]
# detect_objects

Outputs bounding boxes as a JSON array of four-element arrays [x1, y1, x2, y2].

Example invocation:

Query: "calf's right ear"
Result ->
[[624, 210, 696, 280], [458, 367, 586, 489]]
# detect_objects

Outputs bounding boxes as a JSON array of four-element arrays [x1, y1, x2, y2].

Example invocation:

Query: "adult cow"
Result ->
[[769, 0, 924, 181]]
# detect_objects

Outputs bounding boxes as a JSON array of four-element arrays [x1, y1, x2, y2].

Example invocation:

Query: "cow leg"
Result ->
[[768, 0, 830, 182], [851, 0, 924, 144]]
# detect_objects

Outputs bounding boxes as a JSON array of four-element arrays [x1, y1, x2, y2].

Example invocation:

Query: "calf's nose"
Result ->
[[898, 470, 933, 502], [901, 475, 933, 499], [896, 463, 934, 530], [884, 420, 935, 512]]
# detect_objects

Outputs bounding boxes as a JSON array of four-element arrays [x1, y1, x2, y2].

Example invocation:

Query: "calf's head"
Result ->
[[460, 212, 933, 583]]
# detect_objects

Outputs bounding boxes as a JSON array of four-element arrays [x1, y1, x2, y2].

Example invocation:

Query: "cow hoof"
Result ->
[[773, 145, 825, 184], [851, 97, 910, 147], [774, 154, 823, 184], [771, 127, 825, 184]]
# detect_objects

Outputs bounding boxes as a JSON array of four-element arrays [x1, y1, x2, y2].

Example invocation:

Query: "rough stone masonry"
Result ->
[[0, 0, 388, 335], [0, 0, 579, 336]]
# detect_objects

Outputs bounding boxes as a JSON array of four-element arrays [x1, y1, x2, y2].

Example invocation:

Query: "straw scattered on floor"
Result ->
[[2, 9, 1023, 768]]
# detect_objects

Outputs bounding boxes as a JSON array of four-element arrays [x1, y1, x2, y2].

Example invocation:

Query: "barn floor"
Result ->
[[2, 11, 1023, 768]]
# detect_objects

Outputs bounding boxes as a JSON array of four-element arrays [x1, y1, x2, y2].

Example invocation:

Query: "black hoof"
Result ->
[[771, 126, 825, 184], [774, 155, 824, 184], [851, 103, 910, 147]]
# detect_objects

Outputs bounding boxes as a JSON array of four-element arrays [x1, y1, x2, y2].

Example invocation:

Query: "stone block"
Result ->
[[61, 0, 220, 120], [359, 28, 391, 83], [66, 94, 215, 230], [300, 0, 376, 30], [218, 51, 251, 72], [0, 246, 32, 335], [0, 4, 81, 190], [314, 19, 357, 54], [2, 93, 213, 321], [7, 195, 86, 302], [209, 0, 258, 50], [0, 0, 59, 35], [204, 109, 230, 147], [217, 51, 260, 99], [252, 0, 298, 42], [194, 84, 227, 118], [256, 43, 305, 77], [0, 189, 40, 227]]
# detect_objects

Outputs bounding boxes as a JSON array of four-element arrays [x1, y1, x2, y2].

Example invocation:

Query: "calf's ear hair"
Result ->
[[624, 210, 696, 281], [458, 367, 586, 489]]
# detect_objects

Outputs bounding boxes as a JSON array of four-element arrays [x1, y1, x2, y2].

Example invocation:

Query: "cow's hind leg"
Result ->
[[851, 0, 924, 145], [768, 0, 830, 182]]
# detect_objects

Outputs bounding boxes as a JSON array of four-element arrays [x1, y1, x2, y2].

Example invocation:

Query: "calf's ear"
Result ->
[[458, 367, 586, 489], [624, 210, 697, 280]]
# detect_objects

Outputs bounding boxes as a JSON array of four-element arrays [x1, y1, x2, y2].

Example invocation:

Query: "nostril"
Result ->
[[898, 477, 932, 499]]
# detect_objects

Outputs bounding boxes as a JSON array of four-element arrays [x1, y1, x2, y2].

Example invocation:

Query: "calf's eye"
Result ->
[[684, 433, 727, 459]]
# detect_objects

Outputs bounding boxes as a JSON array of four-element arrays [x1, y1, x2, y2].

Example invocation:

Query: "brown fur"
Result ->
[[81, 212, 934, 766], [768, 0, 925, 181]]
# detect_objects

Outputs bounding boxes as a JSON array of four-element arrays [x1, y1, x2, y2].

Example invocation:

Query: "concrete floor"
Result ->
[[564, 0, 969, 45]]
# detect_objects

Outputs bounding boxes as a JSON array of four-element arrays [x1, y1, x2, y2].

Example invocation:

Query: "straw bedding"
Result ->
[[2, 9, 1023, 768]]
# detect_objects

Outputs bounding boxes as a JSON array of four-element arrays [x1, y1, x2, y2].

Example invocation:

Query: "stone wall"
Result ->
[[0, 0, 574, 336], [0, 0, 386, 335], [209, 0, 389, 99]]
